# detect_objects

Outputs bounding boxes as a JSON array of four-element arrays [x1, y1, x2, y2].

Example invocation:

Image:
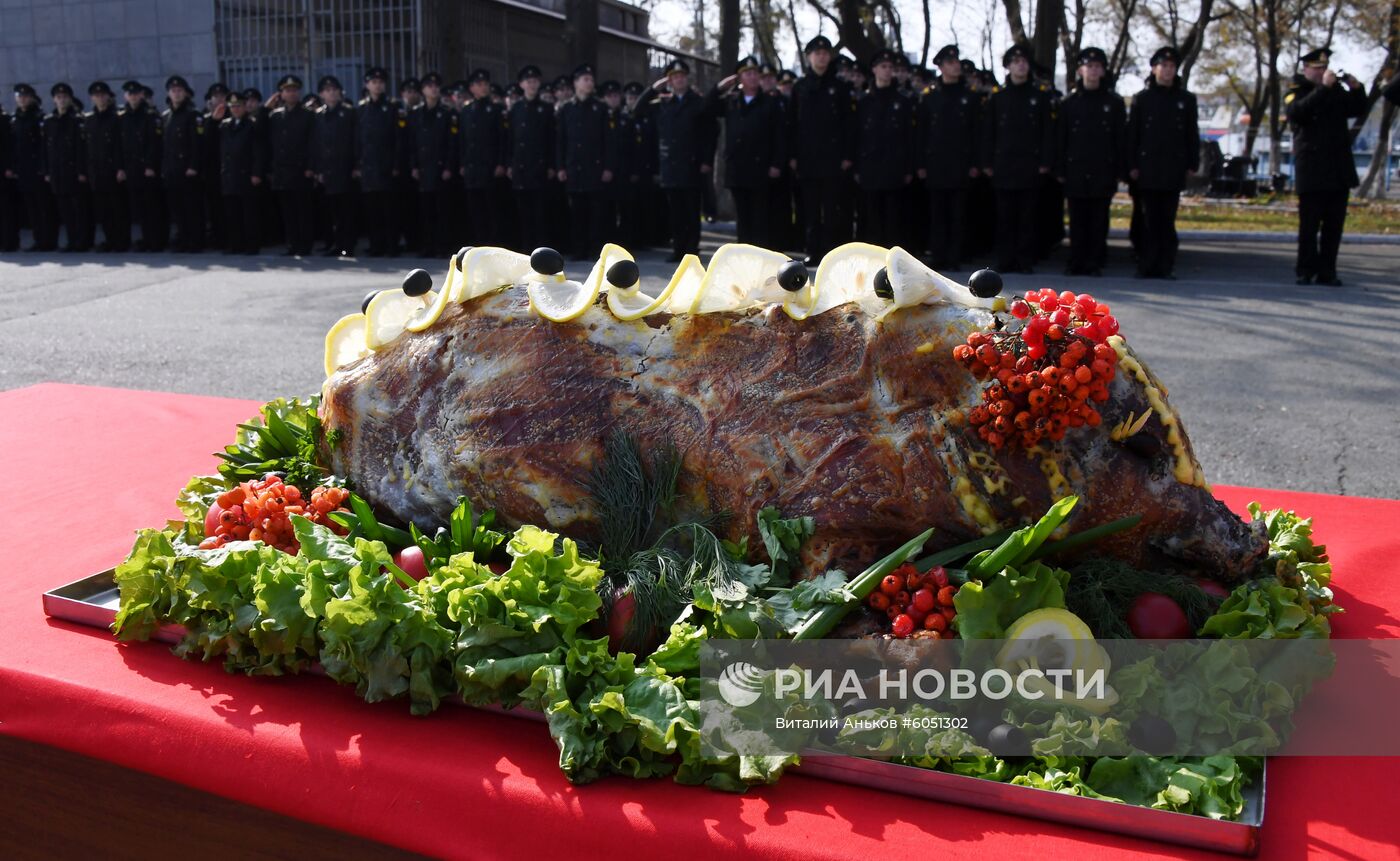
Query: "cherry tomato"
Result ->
[[394, 545, 430, 582], [204, 503, 224, 538], [1194, 578, 1231, 600], [1127, 592, 1191, 638]]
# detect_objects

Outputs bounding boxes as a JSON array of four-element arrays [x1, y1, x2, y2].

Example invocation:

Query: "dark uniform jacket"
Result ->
[[312, 101, 357, 194], [218, 114, 263, 195], [82, 105, 123, 191], [855, 84, 913, 191], [1056, 85, 1126, 198], [917, 78, 979, 189], [787, 68, 856, 179], [459, 98, 506, 189], [555, 95, 615, 193], [0, 110, 12, 179], [507, 96, 554, 190], [626, 105, 659, 179], [604, 106, 633, 181], [43, 108, 86, 194], [202, 106, 224, 189], [355, 95, 400, 193], [1285, 74, 1368, 193], [119, 103, 161, 188], [160, 101, 204, 182], [11, 104, 47, 189], [640, 88, 714, 190], [980, 79, 1055, 190], [406, 99, 458, 192], [267, 103, 315, 191], [1126, 79, 1199, 192], [709, 88, 784, 189]]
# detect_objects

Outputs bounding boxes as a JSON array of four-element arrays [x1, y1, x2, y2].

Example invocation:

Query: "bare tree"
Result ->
[[1356, 0, 1400, 197], [720, 0, 741, 71], [921, 0, 933, 66]]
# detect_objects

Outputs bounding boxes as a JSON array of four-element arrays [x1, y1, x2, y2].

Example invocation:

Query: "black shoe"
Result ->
[[1318, 275, 1343, 287], [665, 252, 683, 263], [1063, 266, 1079, 276], [1018, 266, 1035, 275], [1296, 274, 1314, 285], [802, 256, 820, 268], [1162, 273, 1177, 281], [337, 249, 354, 259], [366, 248, 384, 258]]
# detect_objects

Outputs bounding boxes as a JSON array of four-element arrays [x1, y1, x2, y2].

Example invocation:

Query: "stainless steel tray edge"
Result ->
[[42, 569, 1264, 855]]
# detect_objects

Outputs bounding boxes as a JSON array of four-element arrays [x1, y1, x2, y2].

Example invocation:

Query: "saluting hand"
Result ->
[[651, 76, 670, 92], [557, 169, 568, 182], [718, 74, 738, 91], [144, 168, 155, 178], [768, 166, 781, 179], [185, 168, 197, 177], [1323, 70, 1338, 87]]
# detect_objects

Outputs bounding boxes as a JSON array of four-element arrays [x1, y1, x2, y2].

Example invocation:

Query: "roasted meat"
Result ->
[[319, 289, 1266, 579]]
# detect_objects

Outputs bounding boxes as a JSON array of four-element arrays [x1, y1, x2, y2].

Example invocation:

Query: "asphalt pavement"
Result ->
[[2, 235, 1397, 499]]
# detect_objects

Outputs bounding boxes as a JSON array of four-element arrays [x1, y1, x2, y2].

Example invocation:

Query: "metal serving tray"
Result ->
[[43, 569, 1264, 856]]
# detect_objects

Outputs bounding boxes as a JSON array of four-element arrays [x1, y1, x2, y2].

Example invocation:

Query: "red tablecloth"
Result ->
[[2, 383, 1397, 860]]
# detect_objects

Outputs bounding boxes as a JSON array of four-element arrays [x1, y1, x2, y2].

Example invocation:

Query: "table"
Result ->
[[2, 383, 1397, 860]]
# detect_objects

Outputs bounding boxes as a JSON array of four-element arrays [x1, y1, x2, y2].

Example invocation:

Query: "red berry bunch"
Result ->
[[199, 474, 350, 554], [866, 563, 958, 638], [951, 290, 1121, 449]]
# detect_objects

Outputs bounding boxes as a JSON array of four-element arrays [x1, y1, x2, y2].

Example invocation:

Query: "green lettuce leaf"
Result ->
[[755, 507, 815, 585], [953, 560, 1070, 639]]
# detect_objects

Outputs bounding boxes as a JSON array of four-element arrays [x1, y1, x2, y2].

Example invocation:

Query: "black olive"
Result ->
[[873, 266, 893, 300], [986, 723, 1031, 756], [968, 268, 1004, 298], [969, 713, 1001, 744], [777, 259, 809, 292], [402, 268, 433, 297], [530, 246, 565, 276], [361, 290, 380, 314], [1128, 713, 1177, 755], [454, 246, 473, 269], [1125, 433, 1162, 459], [606, 259, 640, 289]]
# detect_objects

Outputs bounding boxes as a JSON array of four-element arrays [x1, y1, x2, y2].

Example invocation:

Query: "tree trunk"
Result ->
[[1357, 99, 1395, 199], [562, 0, 599, 72], [1032, 0, 1059, 74], [719, 0, 741, 73], [920, 0, 932, 67]]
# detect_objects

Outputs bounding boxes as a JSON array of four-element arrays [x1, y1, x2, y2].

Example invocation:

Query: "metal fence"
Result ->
[[214, 0, 423, 96]]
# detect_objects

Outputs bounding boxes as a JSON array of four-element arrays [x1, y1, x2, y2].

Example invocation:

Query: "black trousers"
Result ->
[[464, 186, 496, 247], [731, 186, 769, 246], [994, 187, 1038, 272], [396, 180, 419, 251], [1136, 189, 1180, 277], [927, 187, 966, 269], [1296, 188, 1349, 280], [1066, 196, 1111, 274], [799, 177, 844, 261], [861, 188, 903, 249], [323, 192, 357, 254], [278, 188, 314, 255], [222, 194, 259, 253], [127, 182, 165, 250], [666, 187, 701, 256], [54, 189, 93, 251], [415, 189, 450, 257], [515, 188, 549, 254], [166, 176, 204, 251], [0, 180, 20, 251], [362, 190, 396, 255], [91, 187, 130, 250], [567, 191, 603, 259]]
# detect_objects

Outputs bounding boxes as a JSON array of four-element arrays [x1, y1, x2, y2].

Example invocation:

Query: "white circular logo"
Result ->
[[717, 661, 767, 707]]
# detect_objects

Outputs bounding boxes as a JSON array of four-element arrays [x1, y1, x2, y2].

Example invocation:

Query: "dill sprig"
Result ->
[[1065, 557, 1221, 638]]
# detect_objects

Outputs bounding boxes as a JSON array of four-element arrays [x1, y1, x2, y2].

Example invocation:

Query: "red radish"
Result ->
[[607, 591, 637, 652], [204, 503, 223, 537], [1195, 578, 1231, 600], [394, 545, 430, 581], [1127, 592, 1191, 639]]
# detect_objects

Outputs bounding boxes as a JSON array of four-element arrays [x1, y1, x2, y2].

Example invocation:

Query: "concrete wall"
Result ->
[[1, 0, 217, 108]]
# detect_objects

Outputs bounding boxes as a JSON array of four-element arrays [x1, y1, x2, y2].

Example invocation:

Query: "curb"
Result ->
[[1108, 228, 1400, 245]]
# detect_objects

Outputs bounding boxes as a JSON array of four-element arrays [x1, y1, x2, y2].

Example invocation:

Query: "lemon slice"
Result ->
[[365, 289, 430, 350], [811, 242, 888, 316], [585, 243, 634, 295], [996, 608, 1107, 677], [528, 275, 598, 322], [692, 243, 792, 313], [662, 254, 707, 314], [323, 313, 370, 376], [886, 246, 999, 310], [457, 247, 533, 301], [405, 288, 449, 332], [607, 271, 679, 321]]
